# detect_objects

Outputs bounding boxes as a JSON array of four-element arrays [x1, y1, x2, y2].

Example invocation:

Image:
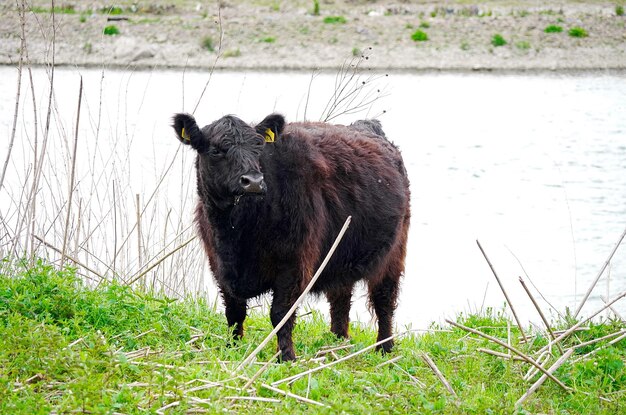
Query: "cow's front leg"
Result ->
[[270, 287, 299, 361], [223, 292, 247, 340]]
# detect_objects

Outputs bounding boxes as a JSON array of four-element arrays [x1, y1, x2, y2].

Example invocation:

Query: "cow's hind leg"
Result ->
[[368, 271, 400, 353], [223, 292, 247, 340], [326, 283, 355, 339]]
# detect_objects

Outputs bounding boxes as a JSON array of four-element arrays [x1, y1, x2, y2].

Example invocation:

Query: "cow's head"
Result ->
[[172, 113, 285, 208]]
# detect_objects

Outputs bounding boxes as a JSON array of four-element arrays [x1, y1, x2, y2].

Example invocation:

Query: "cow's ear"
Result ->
[[256, 113, 285, 143], [172, 113, 207, 152]]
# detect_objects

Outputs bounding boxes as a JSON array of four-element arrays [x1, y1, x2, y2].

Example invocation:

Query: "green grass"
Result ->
[[515, 40, 531, 50], [0, 261, 625, 414], [323, 16, 347, 24], [544, 24, 564, 33], [491, 33, 507, 46], [103, 25, 120, 36], [261, 36, 276, 43], [312, 0, 320, 16], [30, 5, 76, 14], [616, 5, 624, 16], [411, 29, 429, 42], [201, 36, 214, 51], [569, 27, 589, 38]]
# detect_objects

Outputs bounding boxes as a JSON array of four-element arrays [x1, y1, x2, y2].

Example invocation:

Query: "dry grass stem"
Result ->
[[421, 352, 458, 398], [61, 76, 83, 266], [572, 331, 626, 363], [237, 216, 351, 370], [601, 295, 625, 321], [572, 329, 626, 350], [224, 396, 281, 403], [574, 225, 626, 317], [33, 235, 104, 282], [476, 240, 528, 342], [125, 236, 196, 286], [156, 400, 179, 414], [393, 362, 427, 388], [519, 277, 563, 353], [516, 348, 574, 407], [242, 351, 282, 391], [375, 355, 403, 368], [537, 290, 626, 356], [271, 332, 405, 387], [261, 383, 327, 407], [446, 319, 571, 392]]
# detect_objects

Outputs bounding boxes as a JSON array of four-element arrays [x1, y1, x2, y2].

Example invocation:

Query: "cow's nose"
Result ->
[[239, 173, 265, 194]]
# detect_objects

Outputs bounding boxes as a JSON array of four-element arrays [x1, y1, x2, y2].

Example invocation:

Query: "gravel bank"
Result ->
[[1, 1, 625, 71]]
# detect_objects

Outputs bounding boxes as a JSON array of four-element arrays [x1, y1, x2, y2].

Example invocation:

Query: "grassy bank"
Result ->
[[0, 261, 625, 414]]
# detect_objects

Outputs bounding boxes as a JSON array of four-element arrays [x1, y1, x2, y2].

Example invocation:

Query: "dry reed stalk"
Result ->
[[241, 351, 282, 392], [0, 0, 25, 192], [237, 216, 352, 371], [12, 0, 55, 262], [516, 348, 574, 407], [519, 277, 563, 353], [600, 295, 625, 321], [536, 290, 626, 357], [315, 343, 355, 357], [33, 235, 104, 281], [261, 383, 327, 407], [476, 240, 528, 343], [135, 194, 143, 273], [571, 331, 626, 364], [375, 355, 403, 368], [224, 396, 281, 403], [445, 319, 571, 392], [572, 329, 626, 350], [574, 225, 626, 318], [271, 332, 405, 387], [125, 236, 196, 286], [61, 76, 83, 266], [421, 352, 458, 398], [156, 400, 179, 414], [477, 348, 517, 360], [192, 5, 223, 114], [523, 349, 552, 382], [393, 362, 427, 388]]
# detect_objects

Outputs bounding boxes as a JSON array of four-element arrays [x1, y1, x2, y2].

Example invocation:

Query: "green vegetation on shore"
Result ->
[[0, 261, 624, 414]]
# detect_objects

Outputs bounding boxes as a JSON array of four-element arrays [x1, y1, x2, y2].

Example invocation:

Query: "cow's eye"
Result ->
[[209, 146, 223, 157]]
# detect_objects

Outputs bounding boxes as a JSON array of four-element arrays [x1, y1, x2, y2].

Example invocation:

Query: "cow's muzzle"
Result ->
[[239, 172, 265, 194]]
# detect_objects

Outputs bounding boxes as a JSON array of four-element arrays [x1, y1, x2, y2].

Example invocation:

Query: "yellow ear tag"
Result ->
[[181, 127, 190, 142], [264, 128, 275, 143]]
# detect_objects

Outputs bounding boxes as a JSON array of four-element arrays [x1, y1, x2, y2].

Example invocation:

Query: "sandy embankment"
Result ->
[[0, 1, 625, 71]]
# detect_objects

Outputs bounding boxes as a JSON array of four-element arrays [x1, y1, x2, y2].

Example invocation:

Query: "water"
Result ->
[[1, 66, 625, 329]]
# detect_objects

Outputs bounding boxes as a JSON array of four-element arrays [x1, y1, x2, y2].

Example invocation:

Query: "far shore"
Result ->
[[1, 1, 624, 72]]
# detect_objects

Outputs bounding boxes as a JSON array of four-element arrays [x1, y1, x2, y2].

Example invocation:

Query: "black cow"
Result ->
[[172, 113, 410, 361]]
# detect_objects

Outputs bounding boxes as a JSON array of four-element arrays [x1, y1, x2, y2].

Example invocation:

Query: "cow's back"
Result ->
[[266, 121, 410, 290]]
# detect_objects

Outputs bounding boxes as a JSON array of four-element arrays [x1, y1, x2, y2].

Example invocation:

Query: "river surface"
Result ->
[[1, 66, 625, 329]]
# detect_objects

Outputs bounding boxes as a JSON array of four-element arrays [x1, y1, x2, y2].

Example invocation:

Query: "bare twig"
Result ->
[[241, 351, 281, 391], [574, 225, 626, 317], [446, 319, 571, 393], [476, 240, 528, 342], [237, 216, 352, 370], [601, 295, 625, 321]]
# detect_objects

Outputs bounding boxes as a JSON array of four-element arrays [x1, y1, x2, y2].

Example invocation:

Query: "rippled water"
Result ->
[[0, 66, 624, 328]]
